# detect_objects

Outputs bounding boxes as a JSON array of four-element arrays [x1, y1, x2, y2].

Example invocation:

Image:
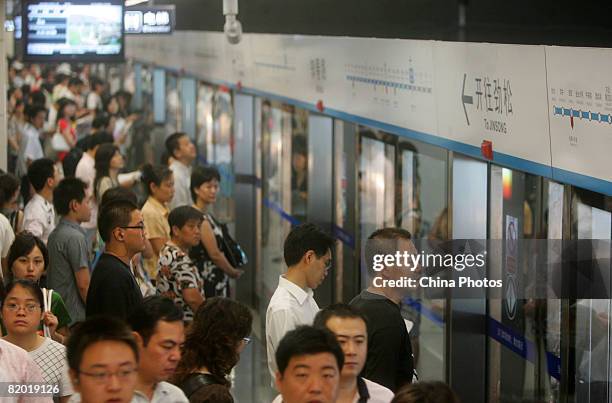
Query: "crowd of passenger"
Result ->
[[1, 61, 460, 403]]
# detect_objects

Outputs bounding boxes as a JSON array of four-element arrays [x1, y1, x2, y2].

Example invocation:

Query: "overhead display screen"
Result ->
[[23, 0, 124, 62], [124, 5, 175, 35]]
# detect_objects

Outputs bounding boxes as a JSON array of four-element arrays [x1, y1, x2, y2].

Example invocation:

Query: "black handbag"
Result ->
[[218, 222, 248, 268]]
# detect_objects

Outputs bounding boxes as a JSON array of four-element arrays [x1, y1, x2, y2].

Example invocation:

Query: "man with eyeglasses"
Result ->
[[266, 223, 335, 381], [86, 199, 146, 319], [126, 296, 188, 402], [67, 316, 139, 403]]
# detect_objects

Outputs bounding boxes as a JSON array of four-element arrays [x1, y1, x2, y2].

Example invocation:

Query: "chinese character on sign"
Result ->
[[485, 77, 493, 112], [156, 11, 170, 26], [586, 91, 592, 99], [143, 11, 156, 26], [475, 78, 483, 110], [568, 89, 573, 97], [503, 79, 513, 115], [493, 79, 502, 113]]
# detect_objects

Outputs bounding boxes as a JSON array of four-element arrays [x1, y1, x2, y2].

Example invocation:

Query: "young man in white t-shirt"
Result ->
[[23, 158, 60, 244]]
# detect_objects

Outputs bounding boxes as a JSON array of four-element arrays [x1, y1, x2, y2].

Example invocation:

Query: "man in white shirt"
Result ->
[[313, 304, 395, 403], [24, 158, 60, 244], [127, 297, 189, 403], [266, 223, 335, 379], [16, 105, 47, 178], [166, 132, 196, 209]]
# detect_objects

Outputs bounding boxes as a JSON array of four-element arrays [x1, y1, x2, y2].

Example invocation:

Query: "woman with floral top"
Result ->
[[156, 206, 205, 323]]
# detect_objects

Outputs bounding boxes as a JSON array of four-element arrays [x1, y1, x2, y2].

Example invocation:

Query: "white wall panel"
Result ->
[[546, 46, 612, 184], [126, 32, 612, 195]]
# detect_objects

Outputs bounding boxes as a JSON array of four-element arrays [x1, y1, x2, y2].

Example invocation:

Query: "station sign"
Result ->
[[124, 5, 175, 35]]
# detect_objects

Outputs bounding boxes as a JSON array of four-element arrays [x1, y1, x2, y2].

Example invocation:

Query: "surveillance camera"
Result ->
[[223, 0, 242, 45], [224, 14, 242, 45]]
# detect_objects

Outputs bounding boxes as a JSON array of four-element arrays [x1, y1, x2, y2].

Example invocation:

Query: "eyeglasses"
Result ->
[[242, 337, 252, 345], [78, 368, 138, 384], [120, 224, 145, 231], [3, 303, 41, 313]]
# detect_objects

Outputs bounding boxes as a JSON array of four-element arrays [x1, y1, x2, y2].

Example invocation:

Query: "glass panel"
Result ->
[[358, 129, 395, 287], [130, 65, 156, 167], [487, 168, 560, 402], [546, 181, 564, 403], [258, 100, 292, 400], [335, 120, 359, 303], [165, 73, 180, 134], [123, 61, 135, 95], [290, 107, 309, 224], [450, 154, 488, 402], [180, 78, 197, 141], [359, 133, 395, 235], [398, 139, 448, 381], [153, 68, 165, 124], [196, 83, 214, 162], [211, 90, 234, 222], [570, 188, 612, 403], [107, 65, 122, 94]]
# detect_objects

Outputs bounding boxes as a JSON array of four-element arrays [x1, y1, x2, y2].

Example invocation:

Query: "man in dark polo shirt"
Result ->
[[350, 228, 417, 392], [86, 199, 146, 319]]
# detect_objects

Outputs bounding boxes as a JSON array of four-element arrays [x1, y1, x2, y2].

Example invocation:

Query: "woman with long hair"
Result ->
[[55, 97, 77, 161], [141, 164, 174, 279], [93, 143, 122, 204], [173, 297, 253, 402], [4, 232, 71, 343], [1, 280, 74, 402], [190, 166, 243, 298]]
